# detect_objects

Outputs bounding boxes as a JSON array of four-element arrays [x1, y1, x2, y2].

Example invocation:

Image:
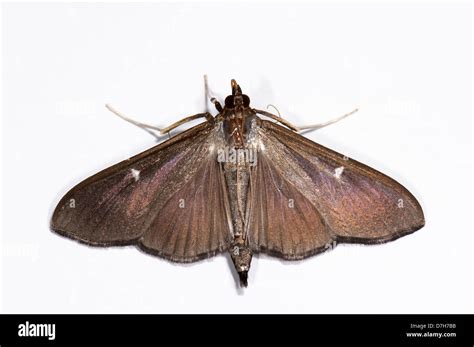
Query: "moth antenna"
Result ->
[[105, 104, 162, 140], [296, 108, 359, 132], [266, 104, 282, 123], [204, 75, 223, 112], [204, 74, 211, 113]]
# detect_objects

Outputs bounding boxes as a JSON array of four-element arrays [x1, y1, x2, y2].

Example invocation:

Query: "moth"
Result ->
[[51, 79, 425, 287]]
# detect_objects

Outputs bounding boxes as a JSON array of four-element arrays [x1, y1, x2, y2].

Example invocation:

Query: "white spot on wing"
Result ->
[[334, 166, 344, 179], [131, 168, 140, 181], [259, 141, 265, 151]]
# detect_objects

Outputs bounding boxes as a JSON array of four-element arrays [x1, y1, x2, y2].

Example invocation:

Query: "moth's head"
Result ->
[[224, 79, 250, 109]]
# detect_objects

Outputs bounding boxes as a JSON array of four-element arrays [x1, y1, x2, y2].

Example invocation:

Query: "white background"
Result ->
[[1, 2, 472, 313]]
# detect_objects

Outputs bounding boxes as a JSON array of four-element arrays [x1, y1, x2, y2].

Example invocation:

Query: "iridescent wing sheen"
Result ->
[[51, 121, 233, 262], [247, 120, 425, 259], [138, 148, 233, 262], [245, 153, 333, 260]]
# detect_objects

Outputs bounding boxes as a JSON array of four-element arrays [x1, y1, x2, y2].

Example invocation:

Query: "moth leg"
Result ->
[[295, 108, 358, 132], [253, 108, 358, 132], [105, 104, 212, 136], [105, 104, 164, 139], [253, 108, 299, 131], [159, 112, 213, 134]]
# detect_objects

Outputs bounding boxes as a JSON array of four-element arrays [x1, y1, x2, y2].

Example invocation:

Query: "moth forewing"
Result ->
[[256, 120, 425, 245]]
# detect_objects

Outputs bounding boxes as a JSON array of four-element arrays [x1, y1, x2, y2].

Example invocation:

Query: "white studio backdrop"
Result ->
[[1, 2, 472, 313]]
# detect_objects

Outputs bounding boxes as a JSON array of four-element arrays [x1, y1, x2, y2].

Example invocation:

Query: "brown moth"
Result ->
[[51, 79, 425, 287]]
